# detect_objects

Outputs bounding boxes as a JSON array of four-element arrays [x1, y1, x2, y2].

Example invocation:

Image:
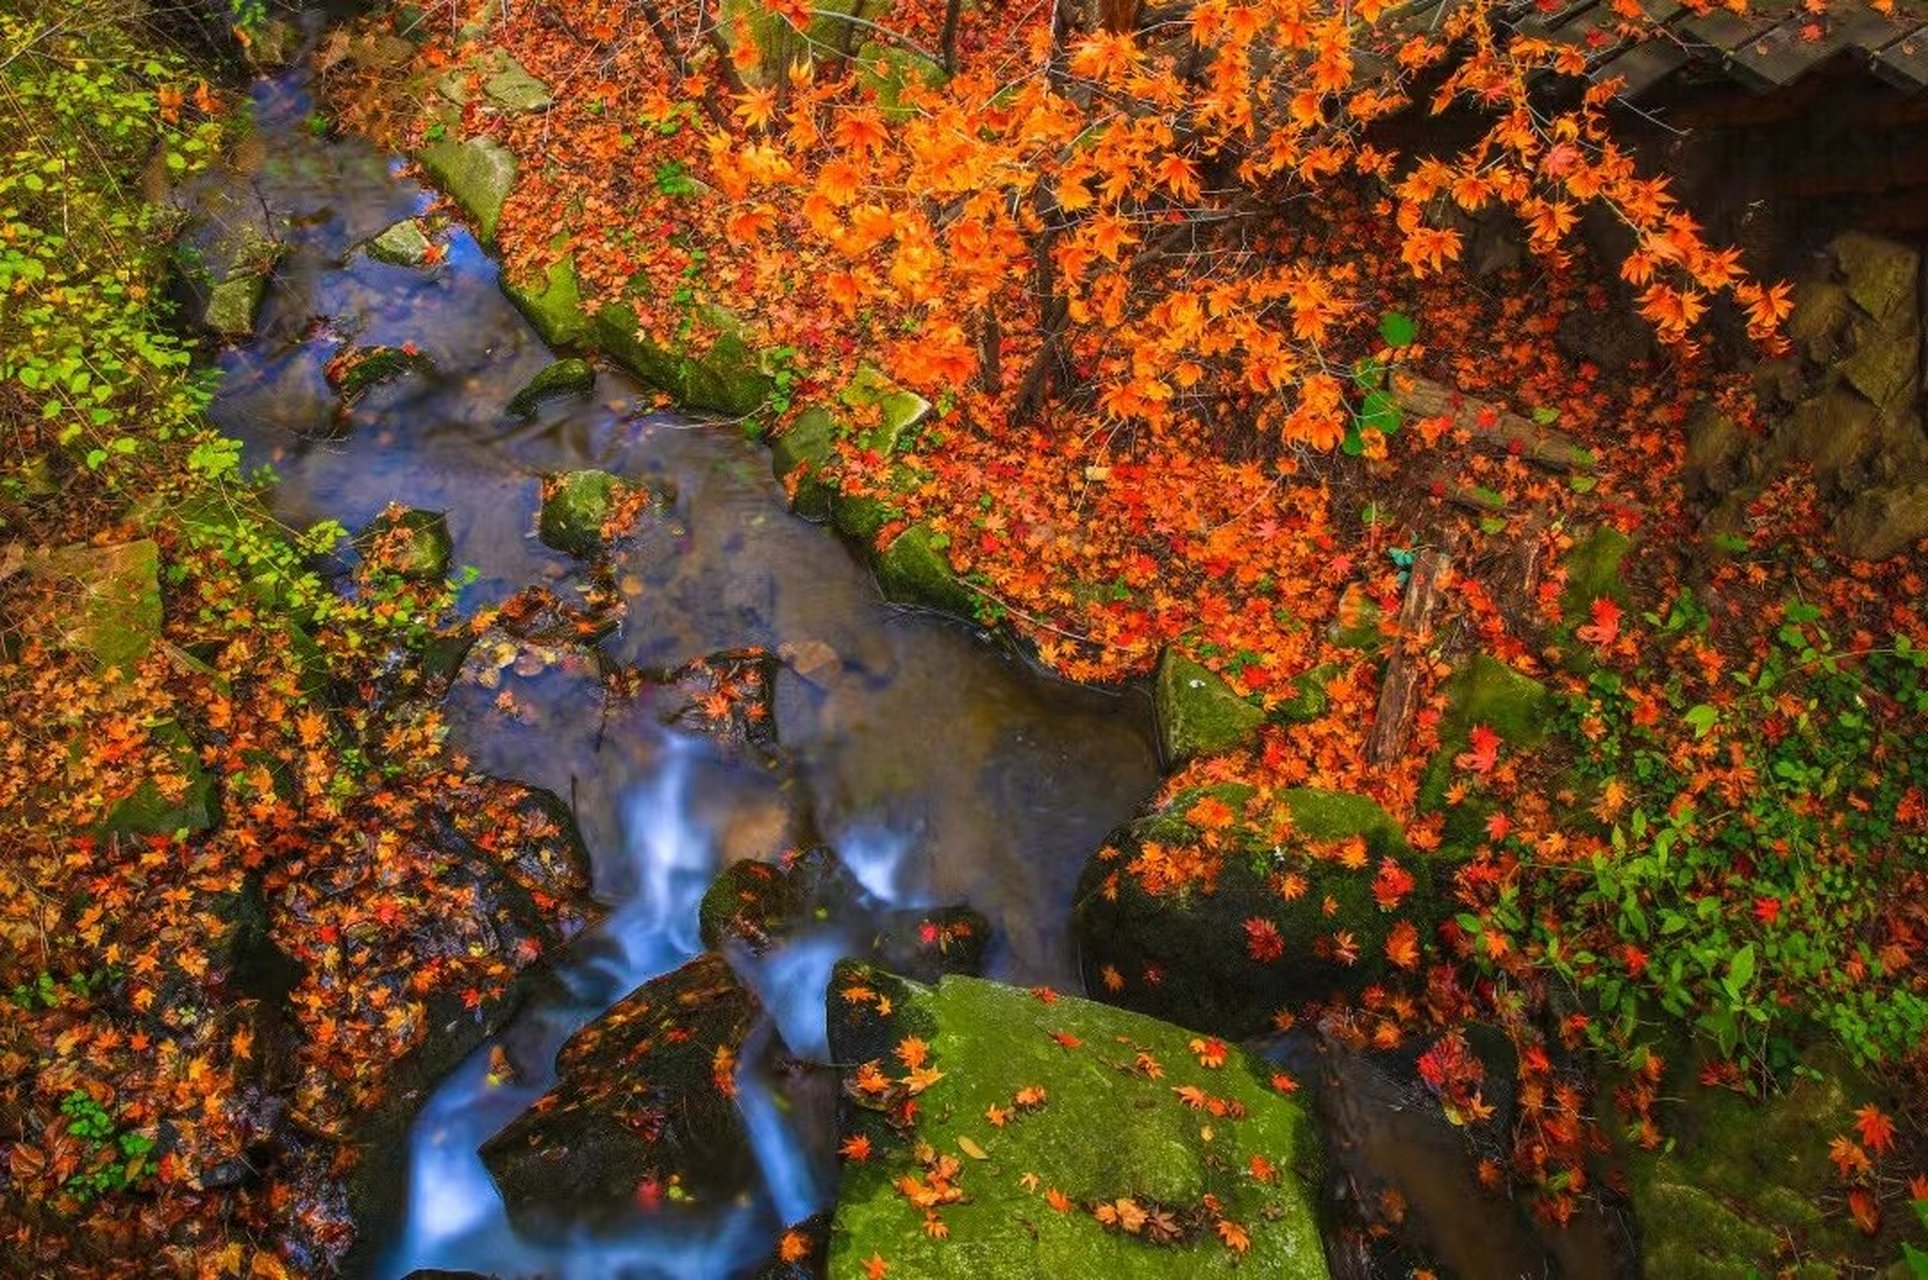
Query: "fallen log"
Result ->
[[1394, 372, 1598, 473], [1367, 536, 1456, 764]]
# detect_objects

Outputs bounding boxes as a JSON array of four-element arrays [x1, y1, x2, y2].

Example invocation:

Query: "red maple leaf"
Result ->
[[1576, 596, 1622, 648]]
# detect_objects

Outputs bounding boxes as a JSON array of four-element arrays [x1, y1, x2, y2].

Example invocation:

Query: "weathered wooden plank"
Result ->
[[1367, 541, 1455, 765], [1591, 36, 1692, 95], [1872, 19, 1928, 88], [1725, 13, 1832, 89], [1395, 374, 1599, 472]]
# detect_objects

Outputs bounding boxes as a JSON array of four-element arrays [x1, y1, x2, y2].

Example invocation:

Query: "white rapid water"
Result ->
[[381, 733, 876, 1279]]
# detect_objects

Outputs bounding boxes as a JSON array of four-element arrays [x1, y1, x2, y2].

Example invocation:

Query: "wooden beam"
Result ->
[[1393, 373, 1599, 472], [1368, 539, 1456, 764]]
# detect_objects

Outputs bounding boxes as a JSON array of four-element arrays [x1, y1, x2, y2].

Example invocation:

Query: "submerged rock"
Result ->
[[1074, 786, 1431, 1038], [1152, 649, 1265, 765], [870, 905, 990, 982], [481, 953, 763, 1231], [417, 136, 516, 246], [508, 357, 595, 418], [825, 962, 1330, 1278], [25, 538, 161, 673]]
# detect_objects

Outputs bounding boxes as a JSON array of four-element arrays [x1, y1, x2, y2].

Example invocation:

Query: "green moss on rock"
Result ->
[[538, 469, 629, 558], [1272, 664, 1335, 724], [591, 301, 772, 416], [365, 219, 432, 267], [1834, 481, 1928, 559], [503, 253, 589, 346], [1441, 654, 1551, 751], [356, 507, 452, 581], [418, 136, 516, 246], [875, 522, 974, 617], [103, 721, 216, 837], [1831, 230, 1918, 326], [1073, 788, 1425, 1037], [1561, 526, 1632, 615], [826, 962, 1329, 1279], [203, 273, 266, 338], [32, 539, 161, 673], [508, 358, 595, 418], [771, 406, 839, 521], [1154, 650, 1265, 765]]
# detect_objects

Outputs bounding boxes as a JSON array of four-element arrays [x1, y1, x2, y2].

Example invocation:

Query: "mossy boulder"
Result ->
[[417, 136, 516, 246], [30, 539, 162, 673], [482, 58, 552, 112], [103, 720, 217, 837], [481, 953, 762, 1232], [1622, 1048, 1892, 1278], [1074, 787, 1429, 1038], [825, 962, 1330, 1279], [537, 468, 630, 558], [1440, 654, 1551, 751], [203, 272, 267, 338], [1273, 664, 1337, 725], [502, 252, 589, 346], [591, 301, 772, 416], [771, 406, 839, 521], [508, 357, 595, 418], [875, 522, 975, 618], [1834, 480, 1928, 559], [840, 366, 930, 455], [1153, 650, 1265, 765], [1830, 230, 1918, 326], [365, 219, 433, 267], [1839, 313, 1921, 418], [356, 506, 452, 581], [1560, 526, 1632, 617], [329, 344, 433, 398]]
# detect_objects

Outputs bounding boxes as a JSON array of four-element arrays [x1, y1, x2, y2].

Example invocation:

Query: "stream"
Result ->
[[180, 52, 1633, 1280]]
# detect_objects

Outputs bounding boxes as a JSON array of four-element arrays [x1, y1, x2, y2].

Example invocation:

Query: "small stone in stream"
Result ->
[[507, 357, 594, 418], [480, 954, 763, 1233], [326, 343, 432, 399], [776, 637, 842, 686], [871, 905, 990, 981], [203, 272, 267, 338], [700, 845, 859, 954], [536, 468, 640, 558], [653, 648, 782, 762], [365, 219, 433, 267], [356, 505, 452, 581]]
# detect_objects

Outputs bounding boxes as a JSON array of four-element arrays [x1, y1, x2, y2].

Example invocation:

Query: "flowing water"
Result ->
[[183, 54, 1631, 1280]]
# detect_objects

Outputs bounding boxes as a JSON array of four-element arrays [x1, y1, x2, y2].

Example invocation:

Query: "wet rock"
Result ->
[[1785, 278, 1855, 364], [751, 1212, 829, 1279], [1834, 481, 1928, 559], [1153, 649, 1264, 765], [874, 523, 974, 618], [1074, 786, 1432, 1038], [482, 58, 552, 112], [502, 251, 589, 346], [326, 344, 432, 399], [364, 219, 432, 267], [826, 961, 1330, 1278], [871, 905, 990, 981], [481, 953, 764, 1232], [1685, 409, 1751, 499], [417, 136, 516, 246], [508, 358, 595, 418], [592, 299, 772, 416], [356, 505, 451, 581], [25, 538, 161, 673], [701, 845, 860, 954], [537, 468, 634, 558], [196, 223, 281, 339], [654, 648, 783, 762], [770, 406, 838, 522]]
